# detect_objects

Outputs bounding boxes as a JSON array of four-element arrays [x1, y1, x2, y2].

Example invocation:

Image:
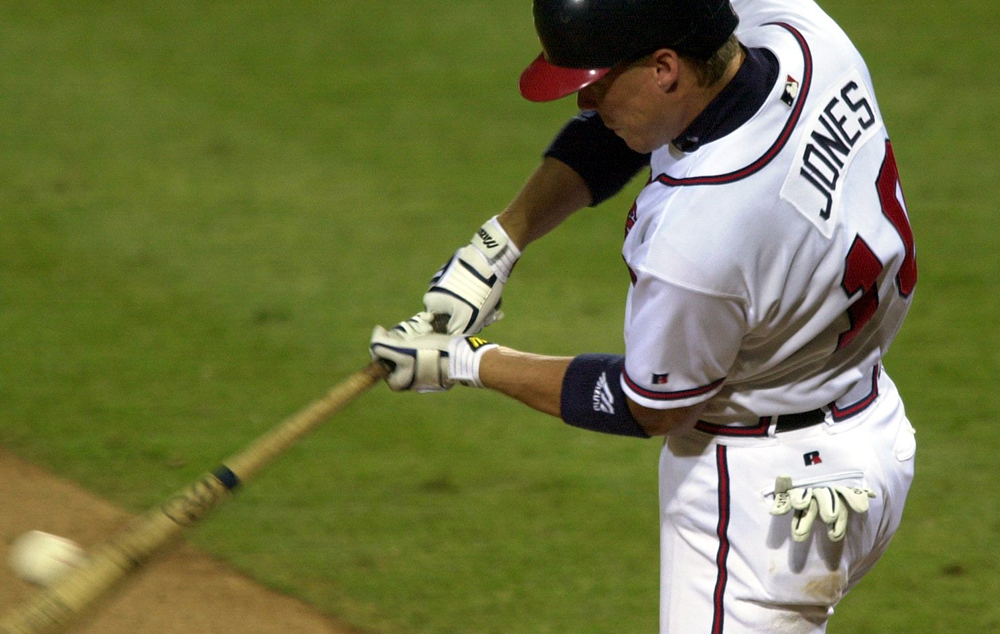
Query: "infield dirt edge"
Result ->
[[0, 447, 358, 634]]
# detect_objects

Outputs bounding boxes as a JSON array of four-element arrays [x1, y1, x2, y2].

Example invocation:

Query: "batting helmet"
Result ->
[[519, 0, 739, 102]]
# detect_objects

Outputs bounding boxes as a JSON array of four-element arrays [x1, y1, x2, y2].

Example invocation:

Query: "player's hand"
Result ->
[[387, 311, 438, 338], [369, 327, 498, 392], [369, 325, 453, 392], [422, 216, 521, 335], [769, 475, 877, 542]]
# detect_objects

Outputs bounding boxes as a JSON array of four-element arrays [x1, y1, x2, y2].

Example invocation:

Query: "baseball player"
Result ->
[[370, 0, 918, 631]]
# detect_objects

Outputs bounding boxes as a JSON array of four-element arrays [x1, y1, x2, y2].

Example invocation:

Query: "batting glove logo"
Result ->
[[465, 336, 491, 351]]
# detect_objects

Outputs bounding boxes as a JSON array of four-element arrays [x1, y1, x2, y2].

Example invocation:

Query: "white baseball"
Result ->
[[8, 530, 87, 587]]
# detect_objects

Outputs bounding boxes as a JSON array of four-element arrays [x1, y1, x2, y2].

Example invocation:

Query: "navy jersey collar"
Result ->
[[673, 47, 779, 153]]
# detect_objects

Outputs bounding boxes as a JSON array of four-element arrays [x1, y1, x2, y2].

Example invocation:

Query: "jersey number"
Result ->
[[837, 141, 917, 350]]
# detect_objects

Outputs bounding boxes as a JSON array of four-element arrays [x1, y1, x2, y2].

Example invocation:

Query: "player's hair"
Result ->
[[682, 34, 741, 87]]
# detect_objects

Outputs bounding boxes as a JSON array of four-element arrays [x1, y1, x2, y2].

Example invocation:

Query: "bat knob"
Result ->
[[431, 313, 450, 334]]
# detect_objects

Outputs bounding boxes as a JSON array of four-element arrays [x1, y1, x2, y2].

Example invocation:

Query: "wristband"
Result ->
[[448, 336, 498, 388], [560, 354, 650, 438], [471, 216, 521, 283]]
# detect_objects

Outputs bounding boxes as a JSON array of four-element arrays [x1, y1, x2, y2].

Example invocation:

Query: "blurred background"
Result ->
[[2, 1, 998, 632]]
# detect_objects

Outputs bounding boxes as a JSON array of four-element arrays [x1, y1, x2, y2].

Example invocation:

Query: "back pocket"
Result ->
[[757, 471, 868, 607]]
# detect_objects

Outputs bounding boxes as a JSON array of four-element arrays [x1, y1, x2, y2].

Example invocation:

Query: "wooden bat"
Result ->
[[0, 361, 389, 634]]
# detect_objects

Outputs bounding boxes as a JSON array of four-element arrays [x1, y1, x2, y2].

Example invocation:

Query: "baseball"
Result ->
[[8, 530, 87, 586]]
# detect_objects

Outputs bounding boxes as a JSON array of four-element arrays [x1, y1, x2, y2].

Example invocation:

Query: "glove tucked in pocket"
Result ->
[[756, 470, 876, 607], [770, 474, 876, 542]]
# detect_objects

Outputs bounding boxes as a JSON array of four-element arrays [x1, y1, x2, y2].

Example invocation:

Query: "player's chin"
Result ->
[[607, 126, 656, 154], [619, 133, 657, 155]]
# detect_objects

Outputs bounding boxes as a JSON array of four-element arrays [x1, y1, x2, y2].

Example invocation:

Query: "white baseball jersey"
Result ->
[[608, 1, 919, 631], [620, 0, 917, 426]]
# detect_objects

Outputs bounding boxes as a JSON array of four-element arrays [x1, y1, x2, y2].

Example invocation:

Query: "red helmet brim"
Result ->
[[518, 53, 610, 102]]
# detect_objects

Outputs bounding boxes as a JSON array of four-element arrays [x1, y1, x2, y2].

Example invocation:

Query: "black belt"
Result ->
[[694, 408, 827, 437], [773, 408, 826, 432], [696, 364, 882, 438]]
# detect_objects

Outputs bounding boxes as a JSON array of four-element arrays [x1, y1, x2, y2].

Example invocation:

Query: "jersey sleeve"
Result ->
[[544, 111, 650, 206], [622, 271, 747, 409]]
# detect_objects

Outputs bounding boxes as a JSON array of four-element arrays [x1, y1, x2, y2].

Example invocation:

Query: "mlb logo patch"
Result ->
[[652, 373, 669, 385], [803, 451, 823, 466], [782, 75, 800, 107]]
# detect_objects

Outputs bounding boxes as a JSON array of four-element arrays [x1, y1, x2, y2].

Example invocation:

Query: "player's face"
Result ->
[[576, 51, 694, 154], [577, 63, 669, 153]]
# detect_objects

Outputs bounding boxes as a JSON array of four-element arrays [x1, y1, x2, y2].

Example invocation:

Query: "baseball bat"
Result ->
[[0, 360, 389, 634]]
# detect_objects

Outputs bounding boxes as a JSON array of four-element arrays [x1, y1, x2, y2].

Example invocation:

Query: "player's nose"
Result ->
[[577, 86, 599, 111]]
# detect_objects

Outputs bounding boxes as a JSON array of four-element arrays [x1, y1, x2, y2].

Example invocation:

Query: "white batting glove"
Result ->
[[369, 327, 498, 392], [387, 311, 437, 338], [422, 216, 521, 335], [770, 475, 877, 542], [370, 325, 453, 392]]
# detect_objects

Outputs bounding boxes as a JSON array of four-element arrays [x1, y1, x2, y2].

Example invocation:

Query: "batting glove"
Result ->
[[770, 475, 877, 542], [369, 326, 498, 392], [421, 216, 521, 335], [388, 311, 438, 338]]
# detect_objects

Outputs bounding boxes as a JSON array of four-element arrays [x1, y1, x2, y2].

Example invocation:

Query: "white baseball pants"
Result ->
[[658, 373, 915, 633]]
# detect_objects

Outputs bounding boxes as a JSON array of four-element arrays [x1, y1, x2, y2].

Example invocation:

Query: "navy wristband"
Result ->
[[560, 354, 650, 438]]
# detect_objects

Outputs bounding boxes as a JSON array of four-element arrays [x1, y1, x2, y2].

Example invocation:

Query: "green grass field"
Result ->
[[2, 1, 998, 632]]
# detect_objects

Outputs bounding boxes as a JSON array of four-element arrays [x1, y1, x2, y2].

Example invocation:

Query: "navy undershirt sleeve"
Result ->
[[544, 111, 651, 206]]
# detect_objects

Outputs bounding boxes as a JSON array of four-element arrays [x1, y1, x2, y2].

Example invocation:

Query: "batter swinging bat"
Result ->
[[0, 360, 389, 634]]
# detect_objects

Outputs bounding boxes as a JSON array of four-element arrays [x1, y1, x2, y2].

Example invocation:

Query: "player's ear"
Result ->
[[651, 48, 681, 93]]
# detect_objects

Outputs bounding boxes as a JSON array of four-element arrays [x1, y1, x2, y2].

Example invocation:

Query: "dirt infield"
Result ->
[[0, 448, 354, 634]]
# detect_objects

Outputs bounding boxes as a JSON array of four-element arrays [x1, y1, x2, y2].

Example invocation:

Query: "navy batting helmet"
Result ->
[[519, 0, 739, 102]]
